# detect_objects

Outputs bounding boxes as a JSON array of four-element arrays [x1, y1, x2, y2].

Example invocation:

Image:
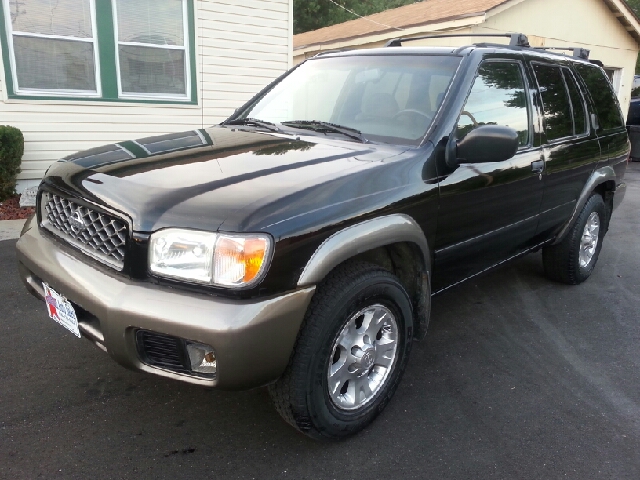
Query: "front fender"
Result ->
[[296, 214, 432, 339], [296, 214, 431, 286]]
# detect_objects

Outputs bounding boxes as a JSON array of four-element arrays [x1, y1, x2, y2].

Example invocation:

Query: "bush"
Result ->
[[0, 125, 24, 201]]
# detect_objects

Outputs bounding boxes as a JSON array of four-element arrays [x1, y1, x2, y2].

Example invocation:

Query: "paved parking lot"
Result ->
[[1, 163, 639, 479]]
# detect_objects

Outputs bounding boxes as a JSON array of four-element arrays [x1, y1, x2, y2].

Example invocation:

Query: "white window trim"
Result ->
[[612, 68, 623, 95], [111, 0, 191, 102], [1, 0, 102, 97]]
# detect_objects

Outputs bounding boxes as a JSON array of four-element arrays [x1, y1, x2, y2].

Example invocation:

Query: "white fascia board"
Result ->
[[609, 0, 640, 40], [484, 0, 528, 20], [293, 15, 486, 56]]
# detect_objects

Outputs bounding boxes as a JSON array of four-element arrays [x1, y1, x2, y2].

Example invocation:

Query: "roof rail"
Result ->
[[536, 46, 590, 60], [385, 33, 530, 48]]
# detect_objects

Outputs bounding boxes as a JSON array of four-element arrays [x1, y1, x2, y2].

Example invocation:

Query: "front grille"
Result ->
[[41, 193, 127, 270], [136, 330, 190, 374]]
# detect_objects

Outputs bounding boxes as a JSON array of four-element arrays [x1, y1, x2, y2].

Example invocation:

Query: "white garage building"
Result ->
[[294, 0, 640, 117]]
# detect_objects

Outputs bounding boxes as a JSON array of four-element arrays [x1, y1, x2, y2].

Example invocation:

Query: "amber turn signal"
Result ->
[[213, 235, 271, 286]]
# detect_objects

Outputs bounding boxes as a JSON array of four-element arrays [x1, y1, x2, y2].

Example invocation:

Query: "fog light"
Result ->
[[186, 342, 217, 375]]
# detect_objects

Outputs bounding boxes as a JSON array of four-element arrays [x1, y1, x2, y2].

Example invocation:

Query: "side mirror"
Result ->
[[447, 125, 519, 168]]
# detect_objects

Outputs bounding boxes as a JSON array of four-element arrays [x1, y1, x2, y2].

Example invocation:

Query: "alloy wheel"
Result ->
[[327, 304, 399, 411]]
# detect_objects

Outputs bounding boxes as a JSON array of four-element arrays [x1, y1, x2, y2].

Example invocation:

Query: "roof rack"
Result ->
[[535, 46, 590, 60], [385, 33, 530, 48]]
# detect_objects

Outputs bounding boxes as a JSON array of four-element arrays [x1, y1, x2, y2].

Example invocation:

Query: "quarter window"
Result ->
[[457, 61, 530, 146], [532, 64, 573, 141], [575, 64, 624, 131], [563, 69, 587, 135]]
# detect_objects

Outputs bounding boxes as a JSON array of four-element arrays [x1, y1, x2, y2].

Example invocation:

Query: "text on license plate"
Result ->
[[43, 283, 81, 338]]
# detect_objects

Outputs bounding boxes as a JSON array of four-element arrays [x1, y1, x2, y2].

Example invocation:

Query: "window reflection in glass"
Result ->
[[533, 64, 573, 141], [576, 64, 624, 131], [563, 69, 587, 135], [457, 62, 529, 146]]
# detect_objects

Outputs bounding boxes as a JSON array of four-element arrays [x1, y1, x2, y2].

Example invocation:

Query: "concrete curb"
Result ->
[[0, 219, 25, 241]]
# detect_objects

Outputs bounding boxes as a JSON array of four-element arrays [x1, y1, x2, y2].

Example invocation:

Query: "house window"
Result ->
[[603, 67, 622, 95], [114, 0, 190, 99], [3, 0, 100, 95], [0, 0, 196, 103]]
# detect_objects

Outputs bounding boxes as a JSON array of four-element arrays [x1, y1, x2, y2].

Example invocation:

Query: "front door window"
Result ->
[[457, 61, 530, 147]]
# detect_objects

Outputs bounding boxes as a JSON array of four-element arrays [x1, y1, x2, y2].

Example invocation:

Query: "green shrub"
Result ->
[[0, 125, 24, 201]]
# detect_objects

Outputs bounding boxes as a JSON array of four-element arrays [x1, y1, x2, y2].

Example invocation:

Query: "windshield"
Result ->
[[236, 55, 461, 145]]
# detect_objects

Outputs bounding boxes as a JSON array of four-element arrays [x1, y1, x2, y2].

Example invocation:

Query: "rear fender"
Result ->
[[553, 166, 617, 244]]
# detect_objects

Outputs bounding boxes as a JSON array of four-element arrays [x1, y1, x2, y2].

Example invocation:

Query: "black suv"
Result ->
[[17, 34, 629, 439]]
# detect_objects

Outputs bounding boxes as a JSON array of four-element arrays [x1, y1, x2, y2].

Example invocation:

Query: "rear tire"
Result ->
[[542, 194, 607, 285], [269, 262, 413, 440]]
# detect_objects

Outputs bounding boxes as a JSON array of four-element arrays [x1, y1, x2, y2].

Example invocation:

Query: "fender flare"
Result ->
[[297, 214, 431, 286], [553, 165, 617, 244]]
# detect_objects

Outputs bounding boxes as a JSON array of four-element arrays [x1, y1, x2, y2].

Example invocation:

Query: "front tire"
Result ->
[[269, 262, 413, 440], [542, 194, 607, 285]]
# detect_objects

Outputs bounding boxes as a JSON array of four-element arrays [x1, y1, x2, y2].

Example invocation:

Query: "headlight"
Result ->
[[149, 229, 272, 287]]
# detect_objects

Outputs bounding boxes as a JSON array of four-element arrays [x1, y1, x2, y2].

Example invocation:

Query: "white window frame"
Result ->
[[604, 67, 623, 94], [1, 0, 101, 97], [111, 0, 191, 101]]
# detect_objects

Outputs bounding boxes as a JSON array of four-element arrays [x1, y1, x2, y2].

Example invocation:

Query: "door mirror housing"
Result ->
[[450, 125, 519, 167]]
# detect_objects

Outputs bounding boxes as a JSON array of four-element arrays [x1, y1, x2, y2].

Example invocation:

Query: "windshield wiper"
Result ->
[[281, 120, 367, 143], [225, 117, 284, 134]]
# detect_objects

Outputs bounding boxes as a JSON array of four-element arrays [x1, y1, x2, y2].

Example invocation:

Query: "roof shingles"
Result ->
[[293, 0, 511, 49]]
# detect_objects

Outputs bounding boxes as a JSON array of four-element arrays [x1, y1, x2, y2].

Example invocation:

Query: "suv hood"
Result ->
[[42, 127, 413, 236]]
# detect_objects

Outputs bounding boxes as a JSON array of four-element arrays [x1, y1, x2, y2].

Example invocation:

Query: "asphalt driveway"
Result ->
[[1, 163, 639, 479]]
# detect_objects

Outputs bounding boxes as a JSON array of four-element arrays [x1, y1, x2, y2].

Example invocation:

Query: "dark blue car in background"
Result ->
[[627, 75, 640, 161]]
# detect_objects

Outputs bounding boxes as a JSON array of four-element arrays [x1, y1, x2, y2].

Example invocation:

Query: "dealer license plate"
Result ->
[[43, 283, 81, 338]]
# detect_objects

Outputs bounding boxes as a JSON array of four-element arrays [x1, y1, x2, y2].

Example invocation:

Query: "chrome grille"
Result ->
[[42, 193, 127, 269]]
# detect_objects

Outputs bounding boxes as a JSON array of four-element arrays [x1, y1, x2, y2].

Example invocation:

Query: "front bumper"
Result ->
[[16, 216, 315, 389]]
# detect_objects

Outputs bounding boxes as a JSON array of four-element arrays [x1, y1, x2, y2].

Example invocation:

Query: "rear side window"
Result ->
[[563, 70, 587, 135], [532, 64, 573, 141], [575, 64, 624, 131], [457, 61, 529, 146]]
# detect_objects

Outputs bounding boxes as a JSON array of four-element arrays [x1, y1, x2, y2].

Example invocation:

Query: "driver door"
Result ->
[[433, 58, 545, 292]]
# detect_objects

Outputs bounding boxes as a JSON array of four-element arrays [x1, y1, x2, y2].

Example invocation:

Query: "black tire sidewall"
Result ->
[[304, 273, 413, 438]]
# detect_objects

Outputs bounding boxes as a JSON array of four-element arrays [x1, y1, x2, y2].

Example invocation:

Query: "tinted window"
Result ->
[[627, 99, 640, 126], [575, 64, 624, 131], [631, 75, 640, 98], [631, 75, 640, 99], [457, 61, 529, 146], [563, 69, 587, 135], [533, 64, 573, 141]]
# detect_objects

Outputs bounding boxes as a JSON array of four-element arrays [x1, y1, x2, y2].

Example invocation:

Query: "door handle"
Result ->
[[531, 160, 545, 174]]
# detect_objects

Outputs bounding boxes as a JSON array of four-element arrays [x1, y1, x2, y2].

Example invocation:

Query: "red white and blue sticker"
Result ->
[[43, 283, 81, 338]]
